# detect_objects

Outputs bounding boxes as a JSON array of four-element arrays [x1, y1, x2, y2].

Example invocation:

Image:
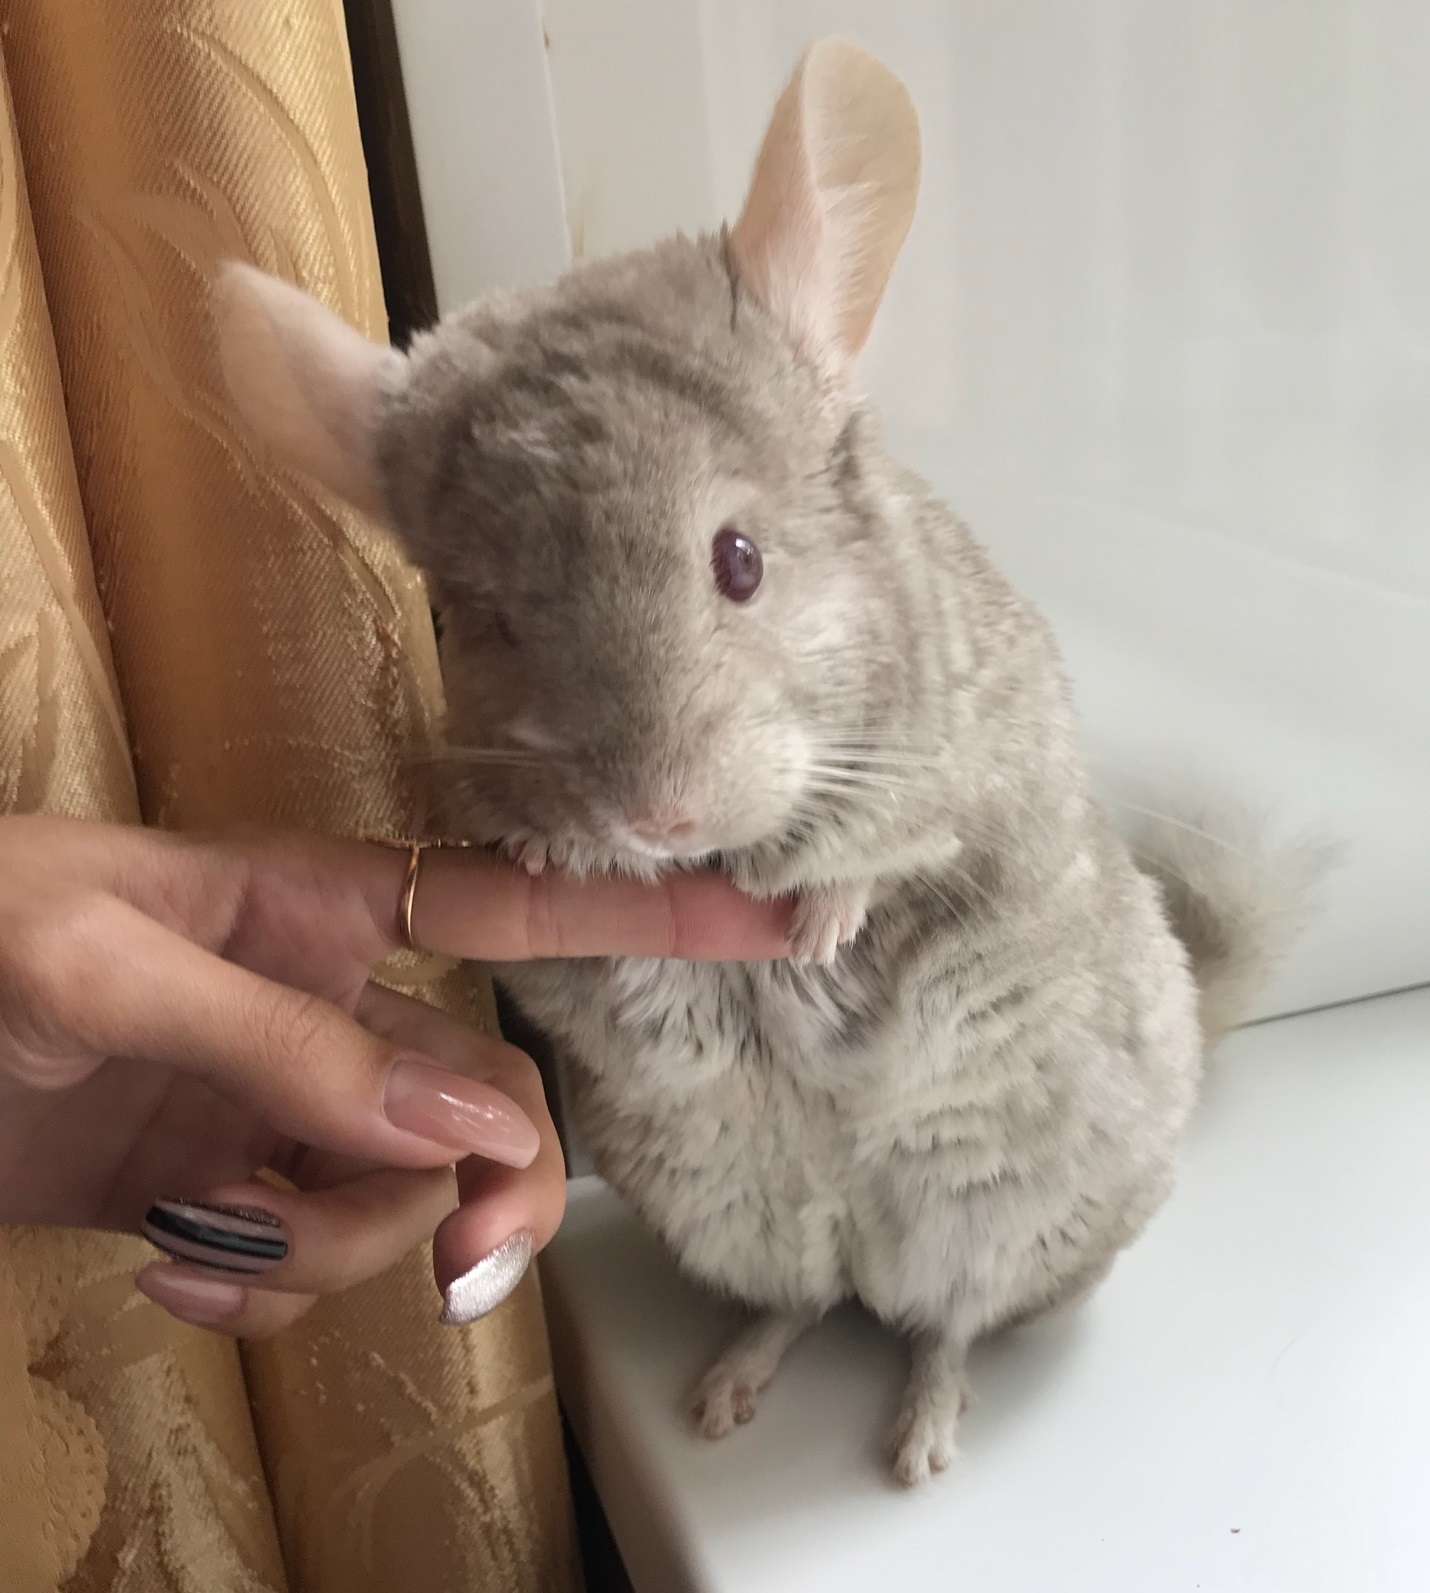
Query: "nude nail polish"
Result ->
[[383, 1056, 540, 1167], [135, 1267, 248, 1327]]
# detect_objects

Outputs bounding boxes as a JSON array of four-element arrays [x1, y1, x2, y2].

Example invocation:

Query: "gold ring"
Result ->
[[397, 841, 423, 951], [364, 835, 474, 954]]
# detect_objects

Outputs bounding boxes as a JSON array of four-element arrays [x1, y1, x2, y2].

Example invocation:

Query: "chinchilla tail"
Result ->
[[1125, 803, 1335, 1048]]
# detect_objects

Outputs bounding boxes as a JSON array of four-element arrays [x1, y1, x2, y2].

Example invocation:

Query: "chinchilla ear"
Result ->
[[728, 39, 921, 374], [212, 262, 404, 517]]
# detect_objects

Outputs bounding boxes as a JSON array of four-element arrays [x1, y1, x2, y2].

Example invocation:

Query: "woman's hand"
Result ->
[[0, 814, 792, 1334]]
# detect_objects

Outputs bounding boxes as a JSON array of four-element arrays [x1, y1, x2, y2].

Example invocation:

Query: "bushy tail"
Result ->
[[1124, 806, 1334, 1047]]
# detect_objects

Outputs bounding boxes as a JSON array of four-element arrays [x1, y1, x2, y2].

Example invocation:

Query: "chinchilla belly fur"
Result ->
[[496, 836, 1203, 1346]]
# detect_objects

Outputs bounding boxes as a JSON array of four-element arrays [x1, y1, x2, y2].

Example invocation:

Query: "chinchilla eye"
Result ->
[[711, 526, 763, 603]]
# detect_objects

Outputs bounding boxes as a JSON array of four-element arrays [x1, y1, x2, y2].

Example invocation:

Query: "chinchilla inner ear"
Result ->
[[212, 261, 403, 518], [729, 39, 922, 374]]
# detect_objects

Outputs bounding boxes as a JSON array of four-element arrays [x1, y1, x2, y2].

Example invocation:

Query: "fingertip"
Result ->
[[439, 1230, 534, 1326], [432, 1173, 562, 1296], [135, 1262, 318, 1337], [135, 1263, 248, 1328], [668, 873, 798, 961]]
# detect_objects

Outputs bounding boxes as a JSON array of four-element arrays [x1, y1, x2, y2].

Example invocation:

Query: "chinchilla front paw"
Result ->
[[789, 881, 871, 967]]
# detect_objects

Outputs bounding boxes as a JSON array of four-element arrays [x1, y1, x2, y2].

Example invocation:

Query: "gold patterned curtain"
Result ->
[[0, 2, 578, 1588]]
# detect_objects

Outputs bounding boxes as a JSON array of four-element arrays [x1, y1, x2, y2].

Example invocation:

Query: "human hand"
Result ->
[[0, 815, 791, 1333]]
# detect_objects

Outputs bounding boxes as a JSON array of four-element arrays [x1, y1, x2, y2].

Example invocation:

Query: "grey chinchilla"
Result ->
[[214, 39, 1320, 1483]]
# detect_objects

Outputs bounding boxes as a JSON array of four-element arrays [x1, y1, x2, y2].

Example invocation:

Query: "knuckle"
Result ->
[[249, 987, 342, 1068], [523, 876, 564, 960], [2, 892, 113, 1020], [0, 893, 117, 1088]]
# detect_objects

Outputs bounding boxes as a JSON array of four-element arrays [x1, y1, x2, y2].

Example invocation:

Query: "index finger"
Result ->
[[375, 847, 795, 963]]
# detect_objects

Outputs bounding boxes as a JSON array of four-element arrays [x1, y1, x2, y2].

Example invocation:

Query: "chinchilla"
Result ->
[[214, 39, 1320, 1483]]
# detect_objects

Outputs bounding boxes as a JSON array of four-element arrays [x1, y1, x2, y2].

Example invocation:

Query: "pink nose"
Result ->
[[627, 806, 698, 844]]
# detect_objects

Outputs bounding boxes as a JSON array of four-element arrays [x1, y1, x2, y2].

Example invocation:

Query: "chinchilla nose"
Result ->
[[626, 805, 699, 844]]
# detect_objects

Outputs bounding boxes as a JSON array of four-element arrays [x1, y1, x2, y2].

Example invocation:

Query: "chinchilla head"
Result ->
[[212, 40, 964, 888]]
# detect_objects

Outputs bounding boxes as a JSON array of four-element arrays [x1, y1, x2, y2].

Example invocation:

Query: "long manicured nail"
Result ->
[[441, 1230, 534, 1325], [135, 1266, 248, 1327], [384, 1057, 540, 1167], [142, 1200, 288, 1275]]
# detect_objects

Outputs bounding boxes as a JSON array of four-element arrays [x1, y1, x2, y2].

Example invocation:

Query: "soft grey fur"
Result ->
[[366, 232, 1310, 1483]]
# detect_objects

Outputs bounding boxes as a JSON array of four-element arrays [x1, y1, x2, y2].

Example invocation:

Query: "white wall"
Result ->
[[394, 0, 1430, 1019], [388, 0, 570, 306]]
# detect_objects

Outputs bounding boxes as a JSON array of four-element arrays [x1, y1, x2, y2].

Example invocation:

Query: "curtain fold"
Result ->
[[0, 1, 578, 1587], [0, 40, 289, 1593], [0, 46, 135, 824]]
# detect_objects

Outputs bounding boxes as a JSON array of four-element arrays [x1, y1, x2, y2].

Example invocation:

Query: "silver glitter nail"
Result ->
[[440, 1230, 534, 1326]]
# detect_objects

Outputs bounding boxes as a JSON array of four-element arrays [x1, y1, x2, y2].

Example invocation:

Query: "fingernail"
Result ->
[[440, 1230, 534, 1326], [142, 1200, 288, 1274], [384, 1057, 540, 1167], [135, 1266, 248, 1327]]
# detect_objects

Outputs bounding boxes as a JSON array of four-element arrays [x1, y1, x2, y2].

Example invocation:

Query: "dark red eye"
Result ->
[[711, 526, 763, 602]]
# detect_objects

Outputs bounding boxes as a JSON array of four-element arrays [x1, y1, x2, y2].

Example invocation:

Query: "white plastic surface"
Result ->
[[543, 987, 1430, 1593]]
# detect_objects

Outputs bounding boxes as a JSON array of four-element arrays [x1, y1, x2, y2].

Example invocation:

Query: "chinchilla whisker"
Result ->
[[1098, 798, 1258, 861], [440, 747, 550, 767], [911, 864, 998, 917], [803, 770, 917, 793], [809, 748, 945, 772], [802, 764, 922, 792]]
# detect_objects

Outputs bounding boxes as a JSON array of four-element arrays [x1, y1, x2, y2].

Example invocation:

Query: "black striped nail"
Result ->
[[141, 1200, 288, 1275]]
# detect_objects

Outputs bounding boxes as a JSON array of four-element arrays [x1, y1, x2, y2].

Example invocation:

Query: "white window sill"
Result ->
[[541, 985, 1430, 1593]]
